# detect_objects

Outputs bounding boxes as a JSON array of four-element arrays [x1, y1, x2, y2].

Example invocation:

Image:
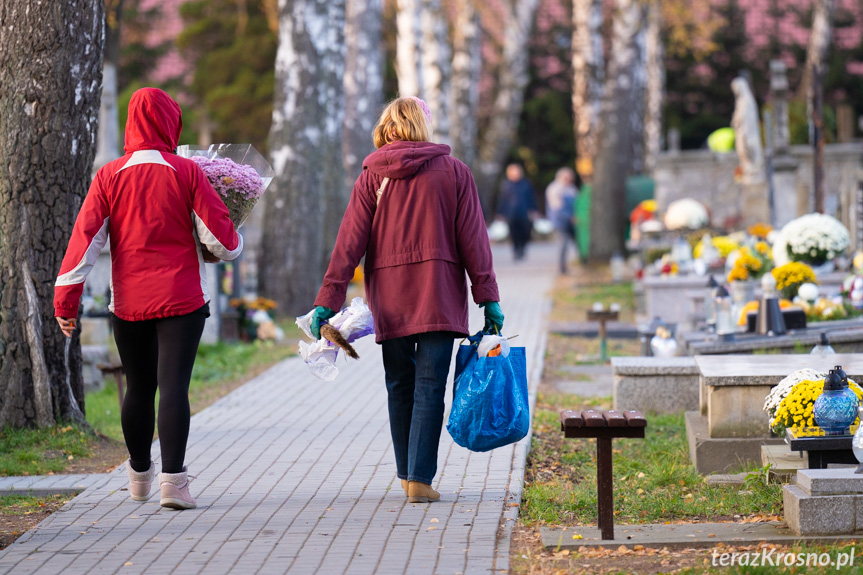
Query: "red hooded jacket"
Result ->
[[315, 140, 499, 342], [54, 88, 242, 321]]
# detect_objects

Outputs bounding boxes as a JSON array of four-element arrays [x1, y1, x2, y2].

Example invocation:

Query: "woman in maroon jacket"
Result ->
[[311, 97, 504, 503]]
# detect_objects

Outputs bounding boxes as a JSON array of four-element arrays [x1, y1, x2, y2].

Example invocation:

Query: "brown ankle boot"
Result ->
[[408, 481, 440, 503], [400, 479, 408, 496]]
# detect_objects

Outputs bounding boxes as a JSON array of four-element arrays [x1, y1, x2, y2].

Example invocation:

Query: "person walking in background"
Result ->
[[309, 97, 503, 504], [545, 167, 579, 274], [496, 163, 538, 261], [54, 88, 242, 510]]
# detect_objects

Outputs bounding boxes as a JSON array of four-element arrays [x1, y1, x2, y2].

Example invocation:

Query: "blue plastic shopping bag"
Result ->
[[446, 333, 530, 452]]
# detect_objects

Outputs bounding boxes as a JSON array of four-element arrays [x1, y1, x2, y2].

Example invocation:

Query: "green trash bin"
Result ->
[[576, 177, 655, 259], [576, 185, 592, 260]]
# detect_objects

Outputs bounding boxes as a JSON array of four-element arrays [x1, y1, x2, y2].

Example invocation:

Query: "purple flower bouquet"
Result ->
[[176, 144, 274, 229]]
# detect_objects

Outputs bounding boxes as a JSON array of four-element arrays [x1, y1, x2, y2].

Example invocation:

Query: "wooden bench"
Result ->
[[560, 408, 647, 540], [585, 309, 619, 363], [98, 363, 126, 411]]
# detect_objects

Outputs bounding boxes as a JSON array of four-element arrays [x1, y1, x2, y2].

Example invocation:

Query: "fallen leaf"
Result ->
[[430, 518, 439, 523], [708, 533, 716, 538], [636, 488, 644, 495], [427, 526, 437, 531], [124, 562, 133, 567], [572, 534, 583, 540], [633, 545, 644, 551], [637, 472, 645, 478]]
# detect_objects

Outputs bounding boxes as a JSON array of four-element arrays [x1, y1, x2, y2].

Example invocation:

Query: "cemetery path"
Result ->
[[0, 243, 556, 575]]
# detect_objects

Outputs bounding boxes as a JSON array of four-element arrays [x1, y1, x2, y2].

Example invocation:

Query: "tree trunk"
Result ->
[[343, 0, 383, 192], [589, 0, 646, 261], [642, 0, 664, 175], [628, 23, 647, 175], [571, 0, 604, 182], [797, 0, 835, 104], [450, 0, 481, 168], [260, 0, 346, 317], [419, 0, 451, 145], [396, 0, 422, 97], [475, 0, 540, 214], [95, 0, 123, 170], [0, 0, 103, 427]]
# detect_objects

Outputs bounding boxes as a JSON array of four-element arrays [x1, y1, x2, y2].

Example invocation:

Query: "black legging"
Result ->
[[111, 304, 208, 474]]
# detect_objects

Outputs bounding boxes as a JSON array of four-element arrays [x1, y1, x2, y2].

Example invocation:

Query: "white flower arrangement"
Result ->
[[663, 199, 709, 230], [763, 368, 825, 432], [778, 213, 849, 266]]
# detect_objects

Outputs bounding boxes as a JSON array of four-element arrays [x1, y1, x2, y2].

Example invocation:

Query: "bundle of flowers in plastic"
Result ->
[[176, 144, 275, 228], [296, 298, 375, 381]]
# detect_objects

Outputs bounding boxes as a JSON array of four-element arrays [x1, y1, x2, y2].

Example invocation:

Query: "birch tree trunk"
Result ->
[[629, 24, 647, 175], [260, 0, 346, 316], [642, 0, 664, 175], [419, 0, 451, 145], [589, 0, 646, 260], [475, 0, 540, 213], [797, 0, 835, 104], [572, 0, 604, 181], [343, 0, 383, 191], [396, 0, 422, 97], [450, 0, 481, 167], [0, 0, 103, 427], [95, 0, 123, 171]]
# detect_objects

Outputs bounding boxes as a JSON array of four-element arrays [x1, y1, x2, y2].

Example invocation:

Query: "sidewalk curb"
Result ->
[[493, 297, 552, 573]]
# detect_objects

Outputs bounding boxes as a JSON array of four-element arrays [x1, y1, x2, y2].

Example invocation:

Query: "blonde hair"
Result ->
[[372, 98, 432, 149]]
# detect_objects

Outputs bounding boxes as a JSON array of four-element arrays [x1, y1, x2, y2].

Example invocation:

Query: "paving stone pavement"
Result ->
[[0, 243, 556, 575], [0, 474, 111, 497]]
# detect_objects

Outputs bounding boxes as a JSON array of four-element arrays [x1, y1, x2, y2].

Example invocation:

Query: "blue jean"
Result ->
[[381, 331, 455, 485]]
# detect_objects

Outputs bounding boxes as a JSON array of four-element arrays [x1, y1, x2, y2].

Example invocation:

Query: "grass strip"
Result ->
[[521, 392, 782, 527]]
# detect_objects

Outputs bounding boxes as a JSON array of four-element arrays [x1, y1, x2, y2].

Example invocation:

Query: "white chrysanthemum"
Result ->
[[777, 213, 849, 264], [664, 199, 709, 230]]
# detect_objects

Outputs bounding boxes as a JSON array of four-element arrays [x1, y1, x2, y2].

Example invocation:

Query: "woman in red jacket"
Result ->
[[54, 88, 242, 510], [311, 97, 504, 503]]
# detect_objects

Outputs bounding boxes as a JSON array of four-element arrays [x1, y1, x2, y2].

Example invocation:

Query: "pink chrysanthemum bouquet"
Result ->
[[176, 144, 274, 229]]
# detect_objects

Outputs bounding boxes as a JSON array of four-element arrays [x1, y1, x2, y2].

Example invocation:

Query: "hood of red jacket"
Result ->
[[124, 88, 183, 154], [363, 140, 451, 179]]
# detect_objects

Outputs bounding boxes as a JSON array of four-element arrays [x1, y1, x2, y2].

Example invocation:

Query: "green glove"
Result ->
[[479, 301, 504, 334], [310, 306, 336, 339]]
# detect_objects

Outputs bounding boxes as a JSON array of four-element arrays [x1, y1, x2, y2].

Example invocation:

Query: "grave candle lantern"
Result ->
[[714, 285, 735, 341], [813, 366, 859, 435], [704, 275, 719, 330]]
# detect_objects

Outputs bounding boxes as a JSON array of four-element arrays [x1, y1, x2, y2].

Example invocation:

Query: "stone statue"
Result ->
[[731, 76, 765, 183]]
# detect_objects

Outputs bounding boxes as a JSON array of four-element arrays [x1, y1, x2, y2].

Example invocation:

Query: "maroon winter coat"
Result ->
[[315, 140, 499, 343]]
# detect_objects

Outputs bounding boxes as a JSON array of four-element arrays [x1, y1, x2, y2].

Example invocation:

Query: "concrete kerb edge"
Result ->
[[493, 306, 551, 574], [2, 488, 87, 497]]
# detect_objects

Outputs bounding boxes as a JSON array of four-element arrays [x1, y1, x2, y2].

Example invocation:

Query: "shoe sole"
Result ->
[[130, 494, 151, 502], [160, 498, 196, 510], [407, 495, 440, 503]]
